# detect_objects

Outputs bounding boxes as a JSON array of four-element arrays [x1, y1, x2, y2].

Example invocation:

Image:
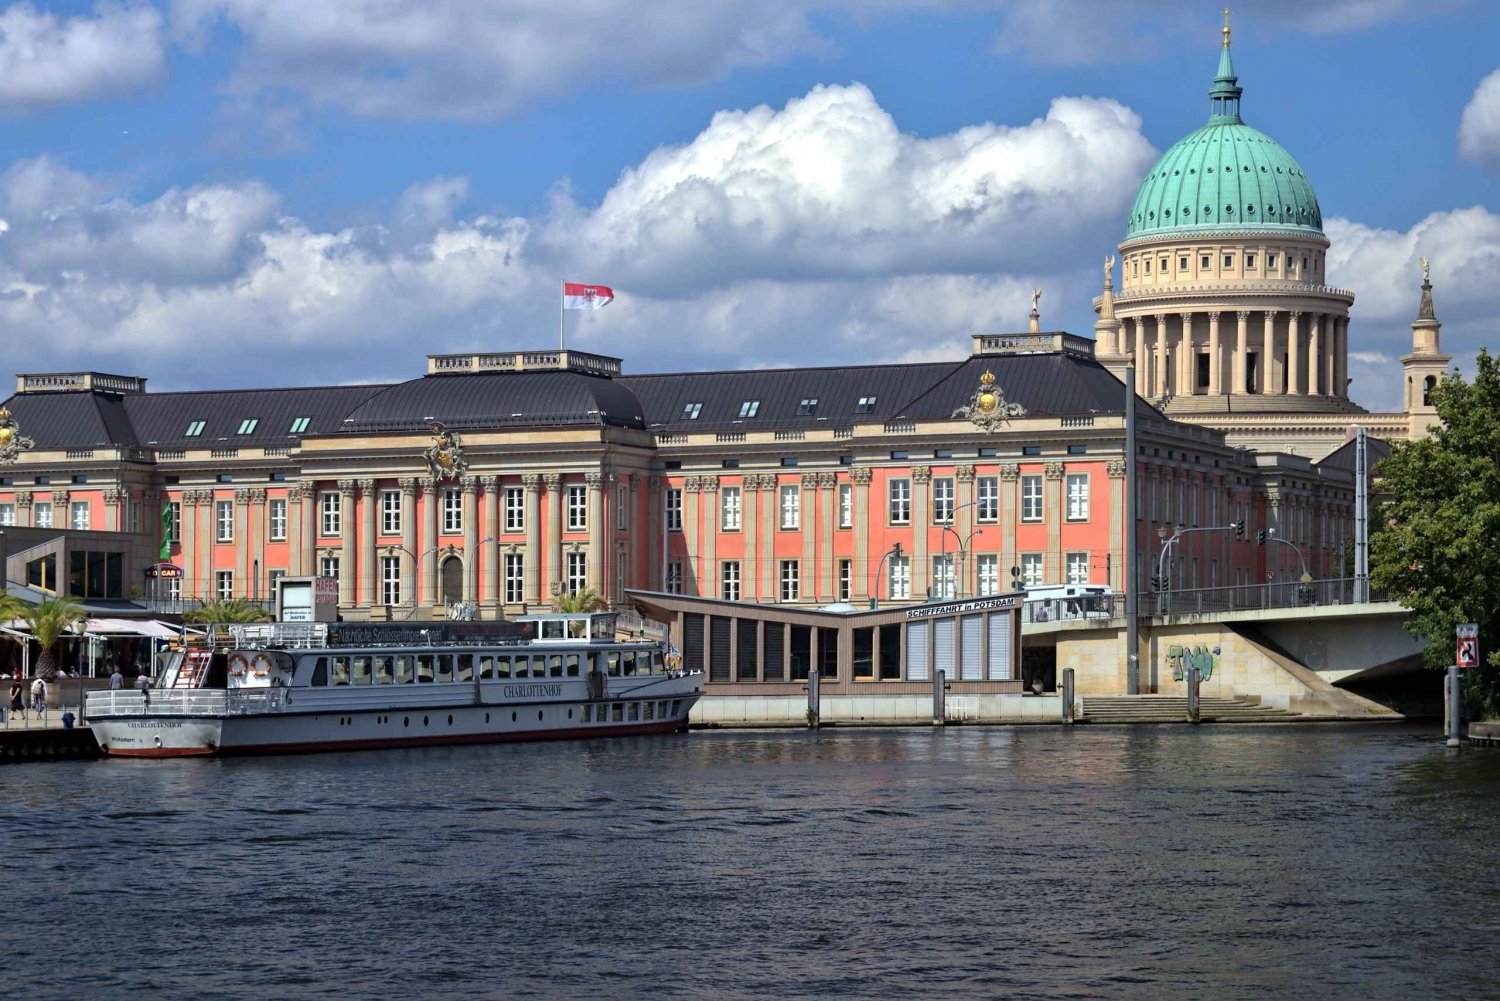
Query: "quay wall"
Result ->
[[694, 693, 1064, 727]]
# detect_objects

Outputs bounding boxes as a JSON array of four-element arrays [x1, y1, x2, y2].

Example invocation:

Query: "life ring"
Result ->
[[250, 654, 274, 678], [228, 653, 250, 677], [664, 652, 682, 669]]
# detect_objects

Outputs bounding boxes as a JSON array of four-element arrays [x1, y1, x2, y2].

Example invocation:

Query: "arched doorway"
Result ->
[[441, 555, 463, 606]]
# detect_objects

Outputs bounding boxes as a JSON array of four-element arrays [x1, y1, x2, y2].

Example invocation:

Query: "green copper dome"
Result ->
[[1125, 41, 1322, 239]]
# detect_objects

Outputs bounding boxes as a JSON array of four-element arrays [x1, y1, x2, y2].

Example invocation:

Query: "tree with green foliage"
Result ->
[[554, 586, 606, 614], [184, 598, 273, 624], [25, 595, 86, 680], [1370, 348, 1500, 719]]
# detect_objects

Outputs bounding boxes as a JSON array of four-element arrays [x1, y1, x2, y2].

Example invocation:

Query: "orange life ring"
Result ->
[[250, 654, 273, 678], [228, 653, 249, 677]]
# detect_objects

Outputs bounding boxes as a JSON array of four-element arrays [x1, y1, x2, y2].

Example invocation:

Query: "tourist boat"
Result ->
[[83, 612, 702, 758]]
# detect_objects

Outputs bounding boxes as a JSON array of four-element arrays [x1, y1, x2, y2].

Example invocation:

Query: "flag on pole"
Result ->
[[563, 282, 615, 310], [160, 503, 173, 560]]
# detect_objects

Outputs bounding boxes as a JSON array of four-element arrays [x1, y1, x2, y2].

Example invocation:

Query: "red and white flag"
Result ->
[[563, 282, 615, 310]]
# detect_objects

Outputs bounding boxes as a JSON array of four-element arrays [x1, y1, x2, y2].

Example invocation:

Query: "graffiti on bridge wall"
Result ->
[[1167, 644, 1221, 683]]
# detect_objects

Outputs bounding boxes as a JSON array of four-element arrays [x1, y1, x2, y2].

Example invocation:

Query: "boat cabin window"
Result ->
[[540, 620, 565, 640], [457, 654, 474, 682], [311, 657, 327, 686], [435, 655, 453, 683], [625, 652, 640, 676], [375, 656, 394, 684], [549, 654, 564, 678], [352, 656, 372, 685], [331, 657, 350, 686], [607, 652, 621, 676], [566, 654, 580, 677], [416, 654, 435, 683], [395, 656, 414, 684]]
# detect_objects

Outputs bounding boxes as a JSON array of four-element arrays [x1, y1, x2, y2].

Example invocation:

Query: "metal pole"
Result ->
[[932, 668, 945, 725], [1062, 667, 1075, 724], [807, 669, 820, 728], [1187, 665, 1200, 724], [1447, 665, 1461, 747], [1124, 357, 1139, 695], [1355, 426, 1369, 603]]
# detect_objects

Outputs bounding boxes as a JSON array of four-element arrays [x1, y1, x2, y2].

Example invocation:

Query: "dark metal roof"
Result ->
[[622, 351, 1157, 432], [340, 371, 646, 432], [0, 392, 138, 448], [1315, 434, 1391, 473], [125, 385, 392, 447]]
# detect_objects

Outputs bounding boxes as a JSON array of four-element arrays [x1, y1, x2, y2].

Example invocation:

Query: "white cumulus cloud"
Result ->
[[0, 2, 165, 112], [1459, 68, 1500, 170]]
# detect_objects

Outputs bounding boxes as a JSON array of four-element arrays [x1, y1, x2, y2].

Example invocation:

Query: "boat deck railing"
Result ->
[[85, 689, 287, 719]]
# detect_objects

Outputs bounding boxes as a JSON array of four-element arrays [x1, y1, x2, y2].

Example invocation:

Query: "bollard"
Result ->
[[806, 670, 820, 728], [1447, 665, 1461, 747], [932, 669, 946, 726], [1187, 666, 1201, 724], [1062, 668, 1075, 724]]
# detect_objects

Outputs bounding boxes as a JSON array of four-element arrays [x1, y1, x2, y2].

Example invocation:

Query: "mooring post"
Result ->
[[1447, 665, 1461, 747], [1062, 668, 1075, 724], [932, 668, 945, 726], [807, 670, 820, 728], [1187, 666, 1200, 724]]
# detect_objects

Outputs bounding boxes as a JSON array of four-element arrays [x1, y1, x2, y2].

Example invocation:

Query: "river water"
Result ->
[[5, 723, 1498, 1000]]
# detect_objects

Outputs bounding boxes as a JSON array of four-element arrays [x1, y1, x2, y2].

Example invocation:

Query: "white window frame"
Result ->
[[381, 554, 402, 606], [665, 488, 682, 532], [721, 486, 741, 531], [838, 484, 852, 529], [779, 485, 799, 530], [216, 500, 234, 543], [889, 479, 911, 525], [888, 556, 911, 600], [319, 553, 340, 580], [216, 570, 234, 601], [381, 490, 401, 535], [34, 502, 52, 528], [1065, 473, 1090, 522], [721, 561, 741, 601], [976, 477, 999, 523], [1021, 553, 1044, 588], [616, 484, 628, 531], [0, 503, 13, 526], [504, 553, 524, 604], [1021, 475, 1044, 523], [319, 492, 340, 537], [666, 561, 683, 595], [838, 559, 852, 601], [269, 498, 287, 541], [932, 478, 955, 525], [1066, 552, 1090, 585], [779, 560, 800, 602], [442, 488, 463, 534], [566, 485, 588, 531], [931, 555, 956, 600], [70, 501, 90, 531], [977, 554, 999, 596], [504, 486, 525, 533], [566, 551, 587, 594]]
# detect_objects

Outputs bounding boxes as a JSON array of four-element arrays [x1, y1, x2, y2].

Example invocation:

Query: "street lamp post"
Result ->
[[937, 499, 986, 600], [870, 542, 904, 610], [383, 543, 439, 618]]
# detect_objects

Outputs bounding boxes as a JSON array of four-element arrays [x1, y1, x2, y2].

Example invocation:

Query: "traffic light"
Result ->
[[1256, 529, 1266, 545], [1233, 519, 1245, 538]]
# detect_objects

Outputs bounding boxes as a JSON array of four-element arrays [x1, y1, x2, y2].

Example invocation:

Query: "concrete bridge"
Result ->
[[1023, 598, 1425, 718]]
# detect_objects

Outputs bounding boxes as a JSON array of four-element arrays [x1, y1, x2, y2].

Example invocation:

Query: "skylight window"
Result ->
[[185, 421, 206, 437], [797, 398, 819, 416], [738, 400, 760, 418], [289, 417, 311, 434], [856, 396, 877, 414], [237, 419, 259, 435], [681, 402, 703, 420]]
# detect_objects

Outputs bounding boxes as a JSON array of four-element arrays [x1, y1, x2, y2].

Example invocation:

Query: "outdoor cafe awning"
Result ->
[[82, 619, 187, 640]]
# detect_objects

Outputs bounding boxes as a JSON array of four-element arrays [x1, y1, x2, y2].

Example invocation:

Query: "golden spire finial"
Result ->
[[1222, 7, 1232, 46]]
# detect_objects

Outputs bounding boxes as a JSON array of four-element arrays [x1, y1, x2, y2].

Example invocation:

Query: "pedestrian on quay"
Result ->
[[7, 671, 22, 719], [30, 675, 46, 718], [110, 662, 124, 690]]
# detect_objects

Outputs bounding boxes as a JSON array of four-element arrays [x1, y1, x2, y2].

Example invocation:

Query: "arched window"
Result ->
[[1423, 375, 1437, 407], [441, 555, 463, 604]]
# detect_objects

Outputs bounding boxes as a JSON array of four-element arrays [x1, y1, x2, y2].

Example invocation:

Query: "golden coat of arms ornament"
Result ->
[[423, 422, 468, 481], [0, 406, 35, 464], [951, 369, 1026, 432]]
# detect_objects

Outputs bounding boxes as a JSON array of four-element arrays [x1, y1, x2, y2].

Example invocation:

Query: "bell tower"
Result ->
[[1402, 258, 1450, 437]]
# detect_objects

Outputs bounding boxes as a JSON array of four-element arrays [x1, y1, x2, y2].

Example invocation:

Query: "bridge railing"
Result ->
[[1151, 577, 1388, 616]]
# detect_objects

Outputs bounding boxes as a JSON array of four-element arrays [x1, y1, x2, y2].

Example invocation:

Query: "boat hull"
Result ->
[[92, 691, 697, 758]]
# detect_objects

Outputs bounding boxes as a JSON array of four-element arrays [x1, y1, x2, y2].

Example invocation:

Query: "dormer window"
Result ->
[[681, 402, 703, 420], [797, 398, 819, 416], [289, 417, 311, 433], [237, 419, 259, 435], [185, 421, 206, 437], [738, 400, 760, 418], [856, 396, 877, 414]]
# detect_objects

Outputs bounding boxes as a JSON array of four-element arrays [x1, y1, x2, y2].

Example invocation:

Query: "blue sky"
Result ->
[[0, 1, 1496, 412]]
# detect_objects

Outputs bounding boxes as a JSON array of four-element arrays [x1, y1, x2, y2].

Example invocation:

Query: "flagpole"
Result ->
[[560, 280, 565, 351]]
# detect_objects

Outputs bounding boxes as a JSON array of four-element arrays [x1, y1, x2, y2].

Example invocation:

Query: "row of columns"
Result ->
[[1121, 309, 1348, 399]]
